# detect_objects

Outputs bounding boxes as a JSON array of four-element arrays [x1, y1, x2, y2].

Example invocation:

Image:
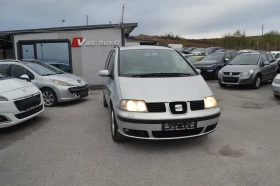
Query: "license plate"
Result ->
[[162, 121, 197, 131]]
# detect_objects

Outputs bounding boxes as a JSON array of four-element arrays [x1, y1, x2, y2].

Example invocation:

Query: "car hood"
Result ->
[[0, 78, 35, 94], [221, 65, 258, 72], [194, 60, 219, 66], [43, 73, 87, 86], [118, 75, 213, 102]]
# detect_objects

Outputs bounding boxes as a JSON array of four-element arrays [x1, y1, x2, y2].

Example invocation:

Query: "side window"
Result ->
[[0, 64, 9, 76], [10, 65, 35, 79], [275, 53, 280, 58], [108, 51, 115, 74], [266, 54, 274, 63], [261, 55, 267, 64]]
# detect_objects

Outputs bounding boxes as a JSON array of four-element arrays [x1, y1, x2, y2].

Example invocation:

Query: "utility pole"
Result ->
[[62, 19, 65, 27], [262, 24, 264, 36], [120, 4, 124, 27], [86, 15, 88, 26]]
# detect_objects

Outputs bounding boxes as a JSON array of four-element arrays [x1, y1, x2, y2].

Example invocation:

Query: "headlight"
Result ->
[[204, 96, 217, 109], [273, 78, 280, 84], [50, 79, 73, 86], [120, 100, 148, 112], [240, 70, 254, 76], [0, 95, 8, 101], [218, 70, 223, 76], [205, 64, 215, 68]]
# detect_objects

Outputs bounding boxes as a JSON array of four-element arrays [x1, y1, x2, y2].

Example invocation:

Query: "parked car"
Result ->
[[0, 73, 44, 128], [272, 74, 280, 98], [187, 56, 204, 64], [193, 52, 238, 78], [182, 47, 196, 54], [0, 60, 89, 107], [218, 53, 279, 89], [205, 47, 222, 55], [191, 48, 206, 55], [99, 45, 221, 142], [270, 51, 280, 72]]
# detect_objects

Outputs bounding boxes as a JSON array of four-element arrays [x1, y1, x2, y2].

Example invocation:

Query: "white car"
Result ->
[[0, 73, 44, 128], [272, 74, 280, 98]]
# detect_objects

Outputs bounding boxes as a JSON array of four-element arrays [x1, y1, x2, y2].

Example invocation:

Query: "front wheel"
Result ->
[[110, 109, 126, 143], [252, 75, 261, 89], [41, 88, 58, 107], [214, 68, 221, 79], [274, 94, 280, 98]]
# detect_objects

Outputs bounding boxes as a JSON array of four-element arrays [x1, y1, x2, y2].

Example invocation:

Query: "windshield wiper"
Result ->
[[132, 73, 192, 77]]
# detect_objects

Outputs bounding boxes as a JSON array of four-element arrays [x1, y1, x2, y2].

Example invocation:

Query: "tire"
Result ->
[[103, 94, 108, 108], [41, 88, 58, 107], [274, 94, 280, 98], [110, 109, 126, 142], [219, 83, 226, 88], [251, 75, 261, 89], [214, 67, 221, 79]]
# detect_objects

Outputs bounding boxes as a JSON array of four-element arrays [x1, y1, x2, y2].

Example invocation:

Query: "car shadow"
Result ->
[[0, 115, 48, 150], [120, 135, 213, 153], [217, 81, 272, 91], [56, 98, 88, 107]]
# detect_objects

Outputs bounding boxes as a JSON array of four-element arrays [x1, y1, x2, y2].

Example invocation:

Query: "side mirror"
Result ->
[[196, 69, 201, 74], [99, 70, 110, 77], [263, 61, 270, 66], [20, 74, 30, 82]]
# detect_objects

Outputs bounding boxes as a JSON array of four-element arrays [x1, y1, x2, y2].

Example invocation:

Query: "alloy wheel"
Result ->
[[255, 77, 261, 88], [43, 91, 55, 106], [111, 111, 115, 137]]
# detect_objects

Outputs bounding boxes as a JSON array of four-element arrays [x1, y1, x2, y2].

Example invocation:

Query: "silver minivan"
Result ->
[[0, 61, 89, 106], [99, 46, 221, 142]]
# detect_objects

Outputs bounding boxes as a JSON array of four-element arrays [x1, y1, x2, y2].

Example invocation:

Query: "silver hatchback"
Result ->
[[0, 61, 89, 106], [99, 46, 221, 142]]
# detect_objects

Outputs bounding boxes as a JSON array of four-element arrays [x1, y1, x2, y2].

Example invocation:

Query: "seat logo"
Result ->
[[71, 37, 120, 47], [229, 72, 232, 75], [175, 104, 183, 112]]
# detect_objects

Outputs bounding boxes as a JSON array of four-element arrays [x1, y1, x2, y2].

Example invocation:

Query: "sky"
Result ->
[[1, 0, 280, 39]]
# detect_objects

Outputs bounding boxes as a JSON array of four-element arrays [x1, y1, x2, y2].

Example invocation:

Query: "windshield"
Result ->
[[229, 54, 260, 65], [187, 56, 199, 63], [201, 53, 224, 62], [39, 63, 65, 74], [24, 63, 58, 76], [119, 49, 197, 77]]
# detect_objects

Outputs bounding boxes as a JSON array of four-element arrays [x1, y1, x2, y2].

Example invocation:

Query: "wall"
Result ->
[[13, 28, 122, 85]]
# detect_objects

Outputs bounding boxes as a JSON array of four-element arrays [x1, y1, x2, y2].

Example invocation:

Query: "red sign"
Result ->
[[71, 37, 83, 47]]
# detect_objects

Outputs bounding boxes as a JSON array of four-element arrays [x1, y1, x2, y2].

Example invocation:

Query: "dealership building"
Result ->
[[0, 23, 138, 85]]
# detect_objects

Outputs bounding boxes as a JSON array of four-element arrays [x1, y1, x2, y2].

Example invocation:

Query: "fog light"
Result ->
[[73, 93, 78, 97], [0, 116, 8, 122]]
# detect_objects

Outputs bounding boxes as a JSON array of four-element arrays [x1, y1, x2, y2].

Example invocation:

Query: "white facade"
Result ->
[[13, 28, 123, 85]]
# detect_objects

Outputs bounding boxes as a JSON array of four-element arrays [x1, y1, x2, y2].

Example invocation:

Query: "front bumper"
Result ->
[[272, 82, 280, 95], [115, 107, 221, 140], [55, 85, 90, 102], [194, 67, 215, 77], [0, 104, 44, 129], [218, 75, 253, 85]]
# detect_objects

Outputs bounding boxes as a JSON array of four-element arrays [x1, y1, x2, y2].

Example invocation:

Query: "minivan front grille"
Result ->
[[146, 102, 166, 112], [169, 102, 187, 114], [14, 94, 41, 111], [190, 100, 204, 111]]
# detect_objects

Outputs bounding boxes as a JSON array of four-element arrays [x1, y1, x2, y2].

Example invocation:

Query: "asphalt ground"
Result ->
[[1, 80, 280, 186]]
